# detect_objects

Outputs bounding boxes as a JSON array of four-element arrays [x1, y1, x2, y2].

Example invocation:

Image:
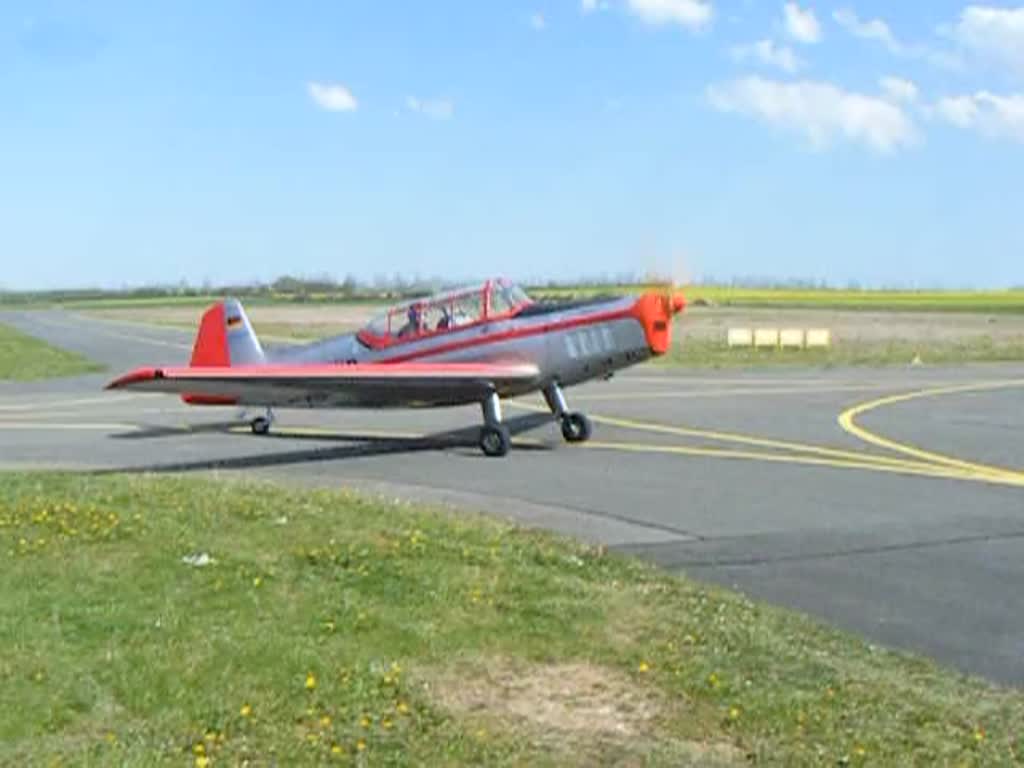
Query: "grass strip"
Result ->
[[0, 323, 104, 380], [1, 473, 1021, 766]]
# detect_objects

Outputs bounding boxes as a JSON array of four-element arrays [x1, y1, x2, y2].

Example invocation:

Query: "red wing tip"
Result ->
[[106, 367, 163, 389]]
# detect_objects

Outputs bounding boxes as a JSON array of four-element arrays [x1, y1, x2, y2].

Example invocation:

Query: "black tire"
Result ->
[[560, 412, 592, 443], [479, 424, 511, 457], [251, 416, 271, 435]]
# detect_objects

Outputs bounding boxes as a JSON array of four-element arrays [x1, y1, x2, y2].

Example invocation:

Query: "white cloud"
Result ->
[[626, 0, 713, 31], [935, 95, 979, 128], [530, 11, 546, 30], [935, 91, 1024, 141], [834, 8, 963, 71], [406, 96, 455, 121], [952, 5, 1024, 76], [833, 8, 900, 52], [581, 0, 610, 12], [731, 39, 803, 73], [307, 82, 358, 112], [783, 3, 821, 44], [707, 76, 917, 152], [880, 76, 918, 103]]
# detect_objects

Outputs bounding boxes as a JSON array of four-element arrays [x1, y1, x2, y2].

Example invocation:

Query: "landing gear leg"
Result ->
[[478, 392, 511, 457], [250, 408, 274, 436], [543, 382, 592, 444]]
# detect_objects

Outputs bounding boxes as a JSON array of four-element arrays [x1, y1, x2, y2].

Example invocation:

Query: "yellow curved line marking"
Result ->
[[573, 383, 913, 403], [584, 440, 1024, 488], [508, 400, 947, 473], [837, 380, 1024, 481]]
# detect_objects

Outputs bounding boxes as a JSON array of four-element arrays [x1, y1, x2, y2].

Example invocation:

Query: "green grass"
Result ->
[[0, 323, 104, 380], [9, 285, 1024, 313], [2, 473, 1022, 766], [533, 286, 1024, 313], [667, 336, 1024, 368]]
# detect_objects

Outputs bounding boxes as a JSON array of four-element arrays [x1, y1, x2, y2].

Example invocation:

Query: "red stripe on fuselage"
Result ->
[[375, 302, 637, 364]]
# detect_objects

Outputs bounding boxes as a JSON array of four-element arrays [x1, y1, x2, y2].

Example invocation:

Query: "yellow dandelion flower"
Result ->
[[396, 701, 409, 715], [331, 744, 343, 755], [974, 727, 985, 742], [320, 715, 332, 727], [252, 576, 262, 587], [356, 739, 366, 751], [381, 717, 393, 730], [193, 742, 206, 755], [239, 703, 253, 718], [305, 672, 317, 691], [708, 672, 719, 687], [195, 757, 210, 768], [853, 745, 866, 757], [638, 661, 650, 673], [359, 715, 372, 728], [728, 706, 740, 720]]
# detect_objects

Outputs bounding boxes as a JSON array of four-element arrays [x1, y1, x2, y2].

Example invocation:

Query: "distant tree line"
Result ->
[[1, 272, 1019, 306]]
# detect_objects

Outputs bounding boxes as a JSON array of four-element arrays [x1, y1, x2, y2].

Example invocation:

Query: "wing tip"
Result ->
[[106, 367, 162, 390]]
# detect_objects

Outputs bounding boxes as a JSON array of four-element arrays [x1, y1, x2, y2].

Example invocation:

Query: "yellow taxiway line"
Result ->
[[838, 380, 1024, 482], [583, 441, 1024, 488], [509, 401, 949, 474]]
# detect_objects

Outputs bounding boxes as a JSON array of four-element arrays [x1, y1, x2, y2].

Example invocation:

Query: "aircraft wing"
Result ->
[[106, 362, 542, 408]]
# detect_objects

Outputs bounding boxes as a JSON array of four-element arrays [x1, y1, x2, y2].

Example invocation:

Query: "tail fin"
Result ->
[[190, 298, 265, 368]]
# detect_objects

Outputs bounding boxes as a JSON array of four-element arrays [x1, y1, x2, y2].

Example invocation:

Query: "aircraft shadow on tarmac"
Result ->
[[99, 412, 554, 475]]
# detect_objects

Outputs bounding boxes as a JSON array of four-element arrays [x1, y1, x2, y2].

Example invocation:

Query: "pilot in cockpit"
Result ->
[[436, 305, 452, 331], [398, 303, 423, 338]]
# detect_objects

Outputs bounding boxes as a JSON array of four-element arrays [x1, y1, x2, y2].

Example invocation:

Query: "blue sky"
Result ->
[[1, 1, 1022, 290]]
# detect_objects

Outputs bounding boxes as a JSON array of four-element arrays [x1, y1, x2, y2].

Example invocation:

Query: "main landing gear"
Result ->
[[249, 408, 274, 435], [477, 384, 593, 458], [479, 392, 512, 457], [544, 382, 592, 444]]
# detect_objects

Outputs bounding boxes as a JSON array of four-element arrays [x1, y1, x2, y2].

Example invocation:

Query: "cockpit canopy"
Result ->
[[357, 278, 533, 349]]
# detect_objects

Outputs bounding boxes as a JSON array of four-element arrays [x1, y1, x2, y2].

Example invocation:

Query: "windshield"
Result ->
[[358, 279, 532, 348]]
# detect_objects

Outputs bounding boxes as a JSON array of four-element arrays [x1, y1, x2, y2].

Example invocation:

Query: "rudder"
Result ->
[[189, 298, 265, 367]]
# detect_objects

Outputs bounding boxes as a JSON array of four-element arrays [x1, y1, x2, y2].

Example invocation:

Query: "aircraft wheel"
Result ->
[[560, 412, 592, 443], [251, 416, 271, 435], [479, 424, 511, 457]]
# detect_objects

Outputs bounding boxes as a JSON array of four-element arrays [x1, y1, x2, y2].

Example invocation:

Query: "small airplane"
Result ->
[[107, 278, 686, 457]]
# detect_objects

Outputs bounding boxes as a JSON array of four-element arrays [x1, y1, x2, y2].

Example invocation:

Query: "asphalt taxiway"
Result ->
[[2, 309, 1023, 685]]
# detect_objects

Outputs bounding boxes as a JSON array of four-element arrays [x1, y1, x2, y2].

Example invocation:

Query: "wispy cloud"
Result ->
[[879, 76, 919, 104], [731, 39, 803, 73], [626, 0, 713, 31], [406, 96, 455, 121], [307, 82, 358, 112], [530, 11, 546, 30], [833, 8, 962, 71], [934, 91, 1024, 142], [833, 8, 900, 52], [581, 0, 610, 13], [951, 5, 1024, 77], [783, 3, 821, 45], [707, 76, 917, 152]]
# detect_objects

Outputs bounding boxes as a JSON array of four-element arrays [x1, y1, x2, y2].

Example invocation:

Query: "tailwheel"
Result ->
[[250, 416, 272, 435], [479, 424, 511, 457], [560, 412, 592, 443]]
